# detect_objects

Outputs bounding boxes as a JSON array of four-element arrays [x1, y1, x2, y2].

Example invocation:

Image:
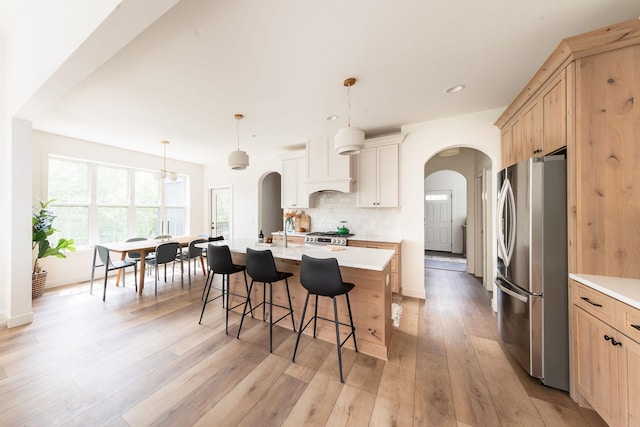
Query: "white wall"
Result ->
[[203, 146, 285, 240], [32, 130, 205, 288], [424, 170, 467, 254], [400, 109, 502, 300]]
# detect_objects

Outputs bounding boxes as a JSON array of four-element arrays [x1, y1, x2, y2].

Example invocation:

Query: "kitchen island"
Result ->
[[198, 239, 395, 360]]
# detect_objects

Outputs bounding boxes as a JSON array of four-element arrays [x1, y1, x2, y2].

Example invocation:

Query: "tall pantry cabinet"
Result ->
[[495, 18, 640, 425]]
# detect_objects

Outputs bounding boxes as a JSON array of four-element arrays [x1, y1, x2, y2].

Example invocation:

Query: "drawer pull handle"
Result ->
[[631, 324, 640, 331], [581, 297, 603, 307], [604, 335, 622, 347]]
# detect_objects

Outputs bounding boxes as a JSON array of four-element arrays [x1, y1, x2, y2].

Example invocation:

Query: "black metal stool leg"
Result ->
[[199, 272, 215, 324], [269, 282, 273, 353], [313, 294, 319, 338], [292, 292, 311, 362], [333, 297, 344, 383], [345, 293, 358, 352], [237, 280, 256, 339], [284, 279, 296, 331], [224, 274, 230, 334]]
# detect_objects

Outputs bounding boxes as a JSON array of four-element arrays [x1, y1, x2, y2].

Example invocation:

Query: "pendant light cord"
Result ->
[[346, 83, 352, 127], [236, 116, 240, 151], [163, 142, 167, 171]]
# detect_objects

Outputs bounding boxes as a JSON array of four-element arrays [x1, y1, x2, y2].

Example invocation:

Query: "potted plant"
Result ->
[[32, 199, 76, 297]]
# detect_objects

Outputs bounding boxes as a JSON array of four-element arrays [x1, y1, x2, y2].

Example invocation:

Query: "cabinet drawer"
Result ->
[[616, 301, 640, 343], [573, 282, 615, 324]]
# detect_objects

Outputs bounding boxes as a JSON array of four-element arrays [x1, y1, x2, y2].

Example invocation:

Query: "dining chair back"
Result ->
[[177, 238, 206, 286], [146, 242, 181, 296], [293, 254, 358, 382], [90, 245, 137, 301]]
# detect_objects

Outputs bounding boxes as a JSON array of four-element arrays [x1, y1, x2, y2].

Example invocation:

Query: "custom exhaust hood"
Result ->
[[305, 135, 356, 193]]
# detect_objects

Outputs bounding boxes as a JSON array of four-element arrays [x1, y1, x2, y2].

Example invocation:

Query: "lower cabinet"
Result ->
[[571, 279, 640, 426], [348, 239, 401, 294]]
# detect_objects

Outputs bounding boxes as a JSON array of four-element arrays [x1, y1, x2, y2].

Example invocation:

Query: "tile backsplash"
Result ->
[[287, 192, 401, 236]]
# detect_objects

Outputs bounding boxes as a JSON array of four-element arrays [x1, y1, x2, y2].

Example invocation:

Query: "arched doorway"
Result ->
[[258, 172, 282, 237], [423, 147, 493, 291]]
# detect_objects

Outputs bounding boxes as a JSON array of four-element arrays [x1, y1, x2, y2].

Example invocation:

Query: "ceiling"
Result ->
[[32, 0, 640, 164]]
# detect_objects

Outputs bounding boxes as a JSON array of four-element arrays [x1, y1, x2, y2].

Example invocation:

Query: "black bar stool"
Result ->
[[292, 254, 358, 383], [238, 248, 296, 352], [199, 244, 252, 334]]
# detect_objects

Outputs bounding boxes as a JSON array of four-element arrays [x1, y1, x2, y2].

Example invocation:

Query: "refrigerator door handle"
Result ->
[[497, 180, 508, 262], [497, 177, 517, 267], [504, 180, 516, 266], [496, 277, 529, 303]]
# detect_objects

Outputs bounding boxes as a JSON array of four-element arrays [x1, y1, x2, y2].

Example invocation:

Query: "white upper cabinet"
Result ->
[[357, 135, 402, 207], [305, 135, 355, 193], [281, 151, 309, 209]]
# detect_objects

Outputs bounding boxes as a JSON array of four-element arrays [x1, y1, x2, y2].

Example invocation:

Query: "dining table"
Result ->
[[102, 235, 203, 294]]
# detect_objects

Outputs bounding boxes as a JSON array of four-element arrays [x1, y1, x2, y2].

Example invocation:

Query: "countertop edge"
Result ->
[[569, 273, 640, 310], [198, 239, 394, 271]]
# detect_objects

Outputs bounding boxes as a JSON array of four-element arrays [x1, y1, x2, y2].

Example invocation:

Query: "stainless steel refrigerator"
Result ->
[[496, 155, 569, 391]]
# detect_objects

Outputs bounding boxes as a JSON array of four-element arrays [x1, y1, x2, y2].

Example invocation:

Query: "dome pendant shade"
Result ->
[[228, 149, 249, 170], [335, 126, 365, 155], [335, 77, 364, 155], [228, 113, 249, 170]]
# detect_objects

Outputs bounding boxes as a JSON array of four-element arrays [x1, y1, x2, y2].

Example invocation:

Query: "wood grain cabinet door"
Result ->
[[522, 101, 543, 158], [619, 335, 640, 427], [542, 70, 566, 155], [575, 307, 620, 426]]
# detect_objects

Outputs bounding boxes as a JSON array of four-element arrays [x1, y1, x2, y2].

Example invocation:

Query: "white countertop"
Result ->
[[570, 273, 640, 310], [197, 239, 395, 271]]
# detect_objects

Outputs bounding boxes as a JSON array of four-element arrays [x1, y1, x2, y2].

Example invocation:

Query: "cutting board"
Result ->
[[295, 211, 311, 232]]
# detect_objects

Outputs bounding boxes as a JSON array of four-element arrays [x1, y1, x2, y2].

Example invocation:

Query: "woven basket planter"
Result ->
[[32, 271, 48, 298]]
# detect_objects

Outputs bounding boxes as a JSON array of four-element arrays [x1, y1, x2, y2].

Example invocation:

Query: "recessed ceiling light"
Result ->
[[326, 115, 338, 121], [445, 84, 466, 94]]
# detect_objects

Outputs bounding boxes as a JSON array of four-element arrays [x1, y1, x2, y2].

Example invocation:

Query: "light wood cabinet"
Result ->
[[541, 70, 566, 155], [348, 239, 401, 294], [281, 151, 308, 209], [522, 100, 542, 159], [357, 138, 400, 207], [499, 69, 566, 168], [571, 279, 640, 426]]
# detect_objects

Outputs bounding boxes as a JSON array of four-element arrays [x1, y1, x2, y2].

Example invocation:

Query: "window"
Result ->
[[47, 157, 189, 247], [48, 159, 90, 246], [425, 194, 449, 201]]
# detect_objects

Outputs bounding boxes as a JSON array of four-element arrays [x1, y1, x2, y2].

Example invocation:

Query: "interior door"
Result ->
[[210, 187, 232, 239], [424, 190, 452, 252]]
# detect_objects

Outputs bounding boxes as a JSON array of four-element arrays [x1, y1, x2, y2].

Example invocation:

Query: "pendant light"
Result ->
[[156, 140, 177, 181], [334, 77, 365, 155], [228, 113, 249, 170]]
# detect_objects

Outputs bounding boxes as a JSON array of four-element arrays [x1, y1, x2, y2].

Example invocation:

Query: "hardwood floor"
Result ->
[[0, 267, 606, 426]]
